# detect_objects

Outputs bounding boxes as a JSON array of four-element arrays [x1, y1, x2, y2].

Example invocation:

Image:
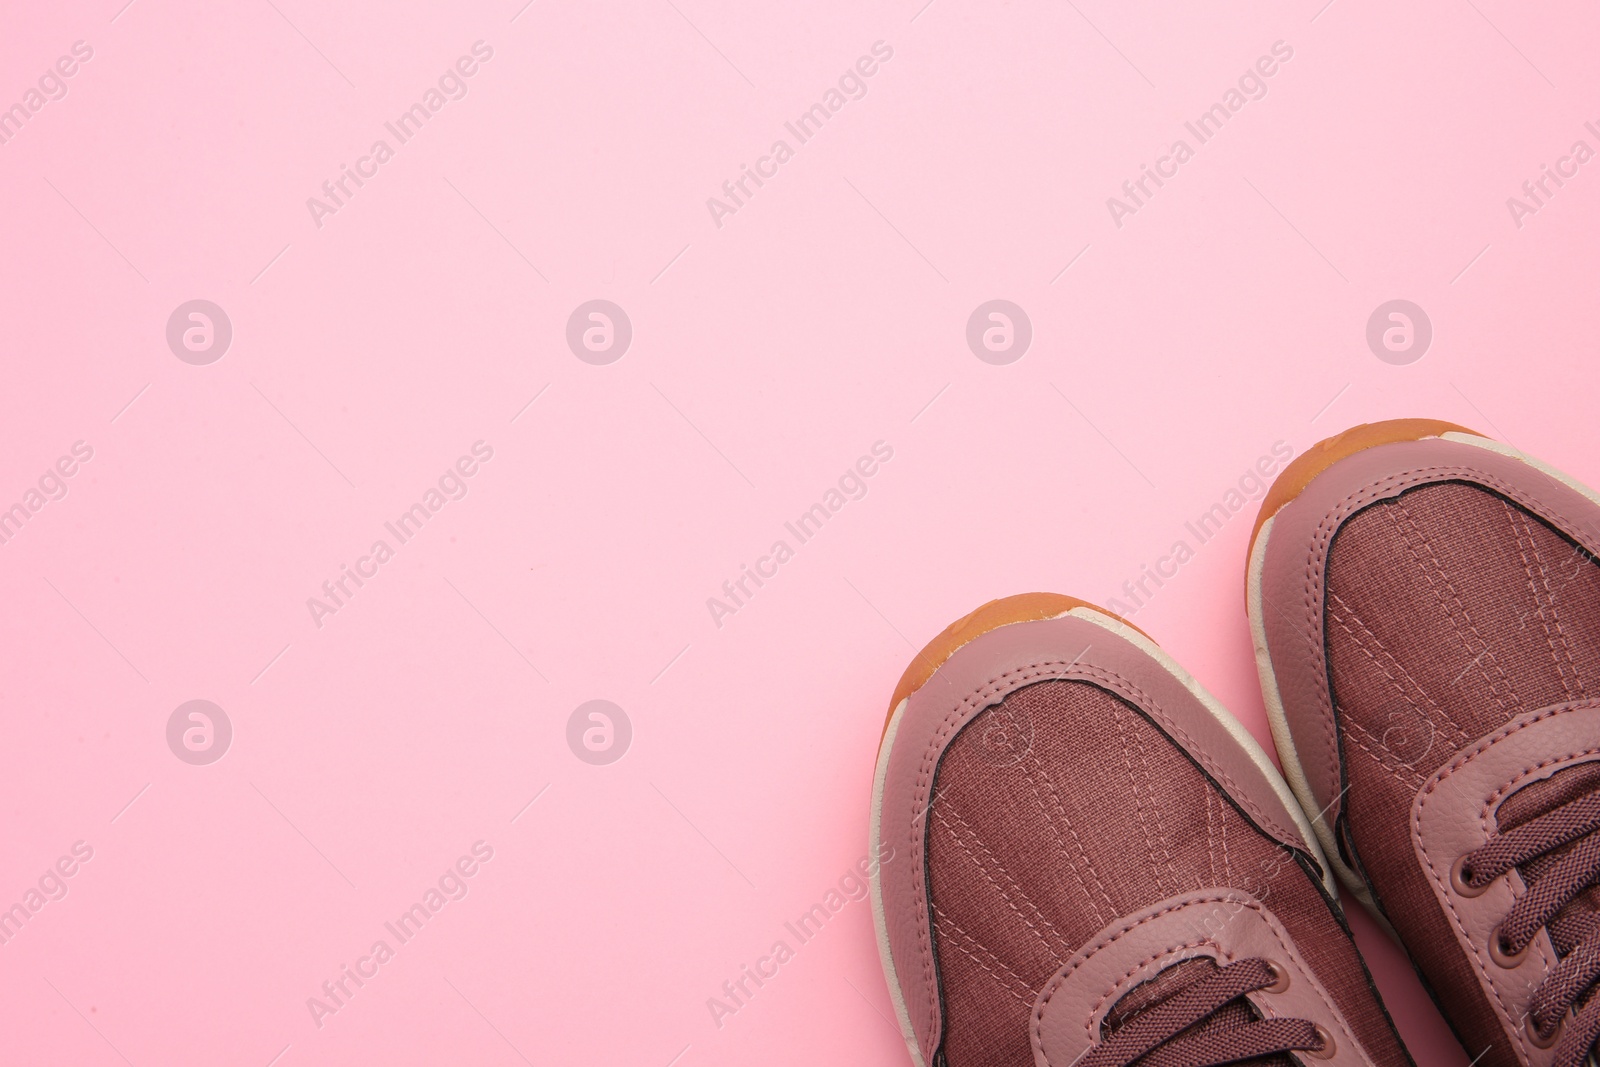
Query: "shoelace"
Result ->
[[1456, 789, 1600, 1065], [1079, 957, 1328, 1067]]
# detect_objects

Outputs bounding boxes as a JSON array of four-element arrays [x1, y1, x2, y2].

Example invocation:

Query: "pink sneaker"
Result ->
[[1250, 419, 1600, 1066], [870, 593, 1411, 1066]]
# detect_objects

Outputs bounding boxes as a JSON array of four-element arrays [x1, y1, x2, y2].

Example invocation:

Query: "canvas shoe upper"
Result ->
[[870, 593, 1412, 1067], [1249, 419, 1600, 1066]]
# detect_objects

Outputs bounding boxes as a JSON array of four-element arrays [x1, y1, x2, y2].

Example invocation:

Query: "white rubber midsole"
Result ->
[[1247, 513, 1368, 908], [869, 692, 925, 1067]]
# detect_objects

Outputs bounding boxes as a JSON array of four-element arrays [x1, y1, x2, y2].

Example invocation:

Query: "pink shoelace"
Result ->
[[1456, 789, 1600, 1065], [1079, 957, 1329, 1067]]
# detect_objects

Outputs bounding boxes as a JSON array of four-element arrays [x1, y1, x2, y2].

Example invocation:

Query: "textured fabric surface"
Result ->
[[1325, 481, 1600, 1065], [923, 677, 1407, 1067]]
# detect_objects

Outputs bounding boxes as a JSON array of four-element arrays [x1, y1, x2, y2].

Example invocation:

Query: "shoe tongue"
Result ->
[[1496, 762, 1600, 957], [1102, 957, 1294, 1066]]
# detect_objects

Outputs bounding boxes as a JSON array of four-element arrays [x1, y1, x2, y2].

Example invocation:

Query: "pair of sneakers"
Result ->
[[869, 419, 1600, 1067]]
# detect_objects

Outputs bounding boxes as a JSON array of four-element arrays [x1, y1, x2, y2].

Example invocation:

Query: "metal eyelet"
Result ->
[[1490, 928, 1529, 969], [1306, 1024, 1336, 1059], [1527, 1015, 1563, 1050], [1261, 958, 1291, 994], [1451, 854, 1489, 898]]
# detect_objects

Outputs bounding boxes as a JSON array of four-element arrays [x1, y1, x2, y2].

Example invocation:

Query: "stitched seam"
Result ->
[[1419, 702, 1600, 797], [1481, 748, 1600, 824], [1093, 665, 1295, 842], [908, 660, 1293, 941], [1508, 501, 1563, 685], [934, 805, 1070, 957], [1045, 894, 1242, 986], [1387, 498, 1520, 714], [1507, 501, 1582, 699], [1134, 703, 1183, 891], [1219, 794, 1233, 886], [938, 805, 1070, 948], [1017, 737, 1115, 924], [1342, 718, 1427, 790], [1327, 593, 1469, 748], [910, 650, 1310, 1041], [1287, 461, 1600, 832], [1087, 937, 1227, 1031], [1414, 793, 1523, 1039], [1031, 895, 1316, 1047], [1031, 901, 1367, 1061], [1117, 696, 1177, 897], [913, 658, 1299, 848], [1205, 790, 1219, 890], [1079, 936, 1223, 1044], [932, 905, 1036, 1005], [1411, 703, 1600, 1044], [1304, 500, 1345, 819], [1032, 893, 1245, 1043]]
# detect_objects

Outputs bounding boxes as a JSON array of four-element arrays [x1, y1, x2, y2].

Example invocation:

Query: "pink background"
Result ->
[[3, 0, 1598, 1063]]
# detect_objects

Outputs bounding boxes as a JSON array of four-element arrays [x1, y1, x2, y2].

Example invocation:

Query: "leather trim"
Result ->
[[1412, 701, 1600, 1067], [872, 611, 1317, 1062], [1253, 436, 1600, 864], [1030, 889, 1372, 1067]]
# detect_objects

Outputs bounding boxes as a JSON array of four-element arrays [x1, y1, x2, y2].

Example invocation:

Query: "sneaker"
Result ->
[[869, 592, 1412, 1066], [1249, 419, 1600, 1066]]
